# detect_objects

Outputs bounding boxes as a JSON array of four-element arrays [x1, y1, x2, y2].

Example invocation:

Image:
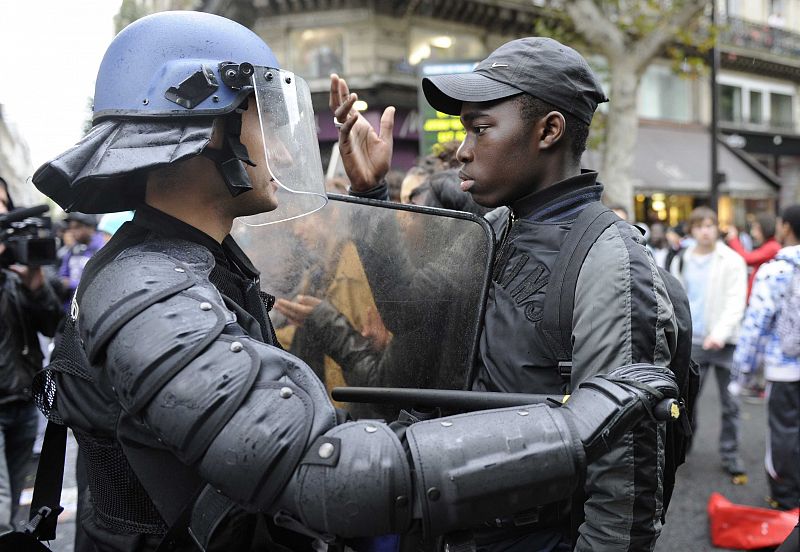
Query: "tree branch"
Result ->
[[632, 0, 707, 71], [564, 0, 626, 58]]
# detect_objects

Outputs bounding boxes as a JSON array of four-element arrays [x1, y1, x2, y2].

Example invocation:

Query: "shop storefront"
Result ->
[[625, 123, 780, 227]]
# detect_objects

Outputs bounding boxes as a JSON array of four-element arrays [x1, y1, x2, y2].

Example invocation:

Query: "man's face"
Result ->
[[776, 218, 787, 244], [456, 98, 540, 208], [69, 221, 95, 245], [235, 97, 280, 216], [649, 223, 666, 247], [691, 218, 718, 248]]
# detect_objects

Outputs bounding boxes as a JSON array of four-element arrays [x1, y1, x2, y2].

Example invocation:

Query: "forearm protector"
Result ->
[[287, 364, 677, 539]]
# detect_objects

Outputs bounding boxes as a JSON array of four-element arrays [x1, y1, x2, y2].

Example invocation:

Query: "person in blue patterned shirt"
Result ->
[[733, 204, 800, 510]]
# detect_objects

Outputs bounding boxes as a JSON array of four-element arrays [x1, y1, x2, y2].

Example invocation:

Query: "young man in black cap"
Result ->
[[331, 37, 678, 551]]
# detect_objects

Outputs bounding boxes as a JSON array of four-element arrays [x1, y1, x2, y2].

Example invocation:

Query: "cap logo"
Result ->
[[491, 62, 508, 68]]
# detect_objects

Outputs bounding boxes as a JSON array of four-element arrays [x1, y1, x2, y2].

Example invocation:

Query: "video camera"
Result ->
[[0, 205, 58, 267]]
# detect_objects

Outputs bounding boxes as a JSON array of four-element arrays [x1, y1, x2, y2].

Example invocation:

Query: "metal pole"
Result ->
[[710, 0, 720, 211]]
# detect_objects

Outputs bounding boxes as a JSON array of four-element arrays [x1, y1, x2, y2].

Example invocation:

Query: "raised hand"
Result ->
[[274, 295, 323, 327], [360, 306, 391, 351], [329, 73, 395, 192]]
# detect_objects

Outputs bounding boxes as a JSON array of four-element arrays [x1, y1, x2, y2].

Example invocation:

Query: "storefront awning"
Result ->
[[633, 124, 779, 198], [585, 123, 781, 199]]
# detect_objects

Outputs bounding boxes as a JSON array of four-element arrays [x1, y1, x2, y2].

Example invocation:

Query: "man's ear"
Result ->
[[539, 111, 566, 151]]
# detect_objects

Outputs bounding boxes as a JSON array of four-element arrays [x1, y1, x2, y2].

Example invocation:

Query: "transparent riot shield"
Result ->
[[232, 195, 494, 419]]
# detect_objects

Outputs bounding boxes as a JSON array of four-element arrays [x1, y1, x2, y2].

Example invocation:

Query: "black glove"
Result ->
[[558, 363, 678, 462]]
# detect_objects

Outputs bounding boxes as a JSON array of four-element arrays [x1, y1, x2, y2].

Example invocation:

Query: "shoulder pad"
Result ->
[[78, 239, 216, 362]]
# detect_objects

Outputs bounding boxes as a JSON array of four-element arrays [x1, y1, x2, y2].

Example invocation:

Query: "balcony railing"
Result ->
[[721, 16, 800, 59]]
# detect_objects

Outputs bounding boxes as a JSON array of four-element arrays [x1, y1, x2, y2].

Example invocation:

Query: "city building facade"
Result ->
[[149, 0, 799, 226], [0, 105, 36, 206]]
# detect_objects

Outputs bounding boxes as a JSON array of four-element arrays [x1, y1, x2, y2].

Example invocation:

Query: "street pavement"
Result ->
[[16, 369, 787, 551], [656, 373, 783, 552]]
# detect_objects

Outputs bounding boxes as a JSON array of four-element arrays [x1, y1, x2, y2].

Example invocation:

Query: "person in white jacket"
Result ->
[[671, 206, 748, 480]]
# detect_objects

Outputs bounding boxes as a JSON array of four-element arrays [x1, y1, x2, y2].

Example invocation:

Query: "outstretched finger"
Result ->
[[296, 295, 322, 308], [338, 111, 359, 148], [330, 75, 351, 110], [338, 76, 350, 103], [274, 298, 293, 316], [379, 106, 396, 145], [334, 92, 357, 126], [329, 74, 340, 112]]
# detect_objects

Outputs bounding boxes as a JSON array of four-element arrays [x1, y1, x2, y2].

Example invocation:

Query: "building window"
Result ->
[[638, 64, 692, 122], [408, 29, 485, 66], [720, 84, 743, 124], [725, 0, 744, 18], [290, 28, 345, 80], [749, 90, 763, 124], [770, 92, 793, 128]]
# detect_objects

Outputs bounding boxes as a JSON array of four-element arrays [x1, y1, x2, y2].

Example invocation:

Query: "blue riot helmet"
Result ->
[[33, 11, 327, 224]]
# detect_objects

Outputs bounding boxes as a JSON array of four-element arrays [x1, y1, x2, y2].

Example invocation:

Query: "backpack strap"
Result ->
[[540, 202, 621, 387], [538, 203, 622, 548], [27, 420, 68, 541]]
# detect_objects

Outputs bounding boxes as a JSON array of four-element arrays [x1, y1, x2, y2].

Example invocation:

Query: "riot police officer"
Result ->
[[32, 11, 677, 552]]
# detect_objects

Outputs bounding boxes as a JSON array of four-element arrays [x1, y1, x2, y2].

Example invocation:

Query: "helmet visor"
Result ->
[[238, 68, 327, 226]]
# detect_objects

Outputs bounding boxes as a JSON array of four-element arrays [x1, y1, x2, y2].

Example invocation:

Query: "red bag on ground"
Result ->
[[708, 492, 800, 549]]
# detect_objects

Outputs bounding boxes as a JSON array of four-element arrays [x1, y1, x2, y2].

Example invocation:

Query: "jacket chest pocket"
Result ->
[[494, 251, 550, 323]]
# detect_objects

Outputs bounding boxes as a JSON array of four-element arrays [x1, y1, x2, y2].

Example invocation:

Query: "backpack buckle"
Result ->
[[558, 361, 573, 379]]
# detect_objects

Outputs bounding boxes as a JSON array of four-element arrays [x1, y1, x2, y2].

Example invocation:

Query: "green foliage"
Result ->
[[531, 7, 587, 51], [587, 109, 607, 152], [114, 0, 148, 33], [532, 0, 713, 72], [82, 96, 94, 136], [666, 15, 719, 78]]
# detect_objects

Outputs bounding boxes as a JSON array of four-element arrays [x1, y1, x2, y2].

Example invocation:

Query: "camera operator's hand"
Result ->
[[8, 264, 45, 291]]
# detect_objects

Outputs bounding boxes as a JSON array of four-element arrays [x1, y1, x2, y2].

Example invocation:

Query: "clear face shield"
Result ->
[[237, 68, 328, 226]]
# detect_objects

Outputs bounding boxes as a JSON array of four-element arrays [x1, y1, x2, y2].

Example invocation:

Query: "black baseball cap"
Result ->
[[422, 37, 608, 125]]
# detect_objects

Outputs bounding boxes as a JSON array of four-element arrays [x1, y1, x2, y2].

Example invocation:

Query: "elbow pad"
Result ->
[[287, 421, 414, 538]]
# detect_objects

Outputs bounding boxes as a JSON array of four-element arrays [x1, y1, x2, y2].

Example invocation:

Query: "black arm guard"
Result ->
[[79, 241, 337, 511], [286, 364, 677, 539], [406, 403, 582, 537], [557, 363, 679, 462]]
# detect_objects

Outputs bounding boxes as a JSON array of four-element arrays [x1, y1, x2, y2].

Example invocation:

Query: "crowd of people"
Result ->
[[0, 9, 796, 552]]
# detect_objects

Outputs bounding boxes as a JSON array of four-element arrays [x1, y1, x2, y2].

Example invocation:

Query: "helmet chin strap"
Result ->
[[201, 109, 256, 197]]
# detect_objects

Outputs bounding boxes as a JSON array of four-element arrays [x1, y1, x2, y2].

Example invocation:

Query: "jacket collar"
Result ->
[[511, 170, 602, 221]]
